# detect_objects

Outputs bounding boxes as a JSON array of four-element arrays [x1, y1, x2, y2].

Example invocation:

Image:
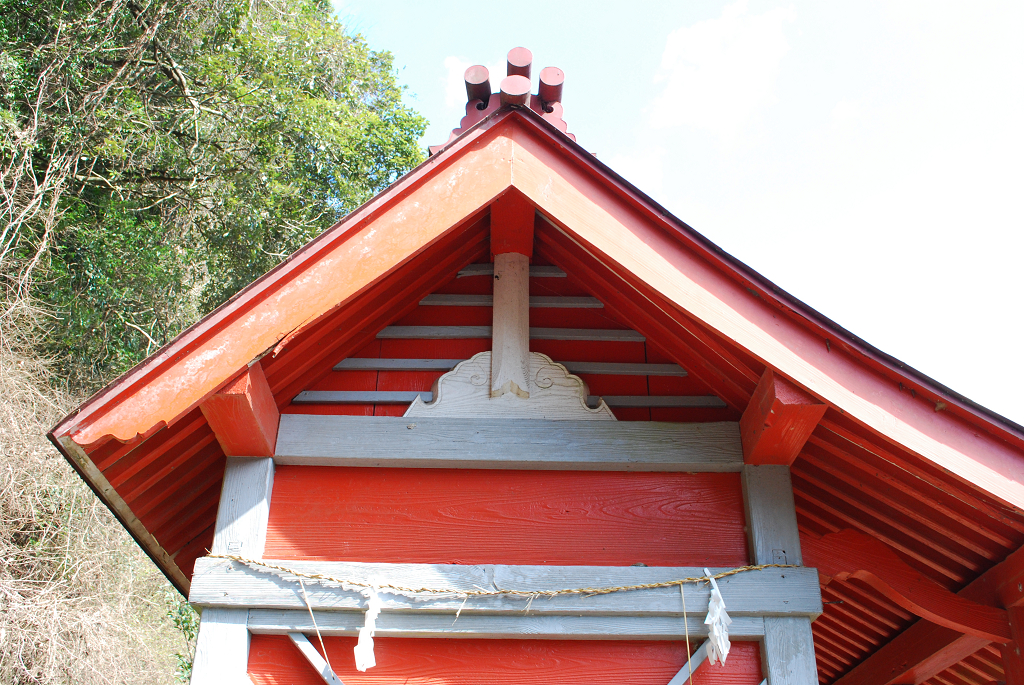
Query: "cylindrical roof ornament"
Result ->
[[507, 47, 532, 78], [538, 66, 564, 105], [464, 65, 491, 104], [499, 75, 531, 106]]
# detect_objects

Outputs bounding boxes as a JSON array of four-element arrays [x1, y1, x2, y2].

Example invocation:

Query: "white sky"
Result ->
[[335, 0, 1024, 424]]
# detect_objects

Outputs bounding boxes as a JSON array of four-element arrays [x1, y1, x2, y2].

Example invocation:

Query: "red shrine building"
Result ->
[[50, 47, 1024, 685]]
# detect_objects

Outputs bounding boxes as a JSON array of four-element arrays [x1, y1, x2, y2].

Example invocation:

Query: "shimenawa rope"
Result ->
[[206, 553, 797, 598]]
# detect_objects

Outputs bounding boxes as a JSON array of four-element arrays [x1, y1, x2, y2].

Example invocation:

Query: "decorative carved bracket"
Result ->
[[404, 352, 615, 420], [803, 528, 1011, 642]]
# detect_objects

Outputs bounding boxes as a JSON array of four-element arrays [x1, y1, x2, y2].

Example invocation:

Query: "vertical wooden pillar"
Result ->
[[743, 465, 818, 684], [491, 252, 531, 398], [1002, 607, 1024, 684], [190, 457, 274, 685]]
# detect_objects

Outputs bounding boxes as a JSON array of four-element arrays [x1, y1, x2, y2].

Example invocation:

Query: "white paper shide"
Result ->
[[353, 586, 383, 671], [703, 567, 732, 664]]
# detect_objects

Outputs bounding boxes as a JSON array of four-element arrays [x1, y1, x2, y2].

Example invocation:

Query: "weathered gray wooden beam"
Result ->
[[420, 294, 603, 308], [291, 392, 725, 408], [288, 632, 343, 685], [667, 640, 710, 685], [249, 611, 766, 640], [594, 395, 726, 408], [190, 558, 822, 618], [333, 358, 688, 376], [275, 415, 744, 471], [191, 457, 274, 685], [568, 362, 687, 377], [292, 391, 430, 404], [457, 264, 566, 278], [375, 326, 645, 341], [743, 465, 819, 684], [333, 358, 463, 371], [190, 608, 250, 685]]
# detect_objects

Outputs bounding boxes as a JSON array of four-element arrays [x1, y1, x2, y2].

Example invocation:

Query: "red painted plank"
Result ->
[[247, 636, 764, 685], [530, 340, 646, 363], [490, 188, 535, 257], [396, 305, 493, 326], [265, 468, 749, 567]]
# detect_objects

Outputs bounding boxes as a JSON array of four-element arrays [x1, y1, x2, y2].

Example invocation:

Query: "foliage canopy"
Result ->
[[1, 0, 426, 387]]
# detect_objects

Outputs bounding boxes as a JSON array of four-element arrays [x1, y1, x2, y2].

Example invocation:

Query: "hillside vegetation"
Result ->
[[0, 0, 425, 680]]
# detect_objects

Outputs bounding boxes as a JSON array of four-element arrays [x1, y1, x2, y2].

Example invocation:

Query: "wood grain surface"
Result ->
[[264, 467, 748, 567], [247, 635, 763, 685]]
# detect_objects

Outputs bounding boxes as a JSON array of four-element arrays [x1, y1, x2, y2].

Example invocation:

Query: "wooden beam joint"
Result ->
[[200, 362, 279, 457], [740, 369, 826, 466]]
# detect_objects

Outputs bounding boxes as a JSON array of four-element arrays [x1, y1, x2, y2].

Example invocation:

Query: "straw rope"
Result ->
[[206, 554, 798, 598]]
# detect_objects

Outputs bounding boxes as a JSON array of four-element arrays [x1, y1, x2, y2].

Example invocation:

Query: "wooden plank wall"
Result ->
[[258, 261, 761, 682], [284, 262, 739, 423], [247, 636, 764, 685], [264, 467, 749, 567]]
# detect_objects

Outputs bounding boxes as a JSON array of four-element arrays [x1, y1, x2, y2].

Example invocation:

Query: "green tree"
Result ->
[[1, 0, 426, 388]]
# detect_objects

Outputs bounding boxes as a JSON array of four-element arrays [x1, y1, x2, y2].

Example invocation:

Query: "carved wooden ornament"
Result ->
[[404, 351, 615, 420]]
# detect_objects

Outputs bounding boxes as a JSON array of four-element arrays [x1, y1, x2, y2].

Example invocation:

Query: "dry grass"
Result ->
[[0, 318, 186, 684]]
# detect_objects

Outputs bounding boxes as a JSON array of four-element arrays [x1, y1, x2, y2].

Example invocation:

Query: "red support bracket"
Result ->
[[834, 541, 1024, 685], [739, 369, 826, 466], [200, 362, 279, 457], [804, 528, 1011, 643]]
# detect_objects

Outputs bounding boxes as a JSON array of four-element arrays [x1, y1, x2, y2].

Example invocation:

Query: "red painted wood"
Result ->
[[247, 636, 763, 685], [490, 188, 535, 257], [113, 424, 217, 497], [739, 369, 825, 467], [795, 458, 986, 573], [171, 524, 214, 576], [396, 305, 493, 326], [800, 441, 1003, 560], [805, 529, 1010, 642], [264, 216, 490, 403], [99, 410, 207, 488], [530, 339, 646, 363], [792, 471, 965, 584], [379, 338, 490, 360], [200, 362, 280, 457], [533, 225, 754, 409], [265, 468, 749, 567], [130, 441, 223, 517], [819, 414, 1024, 537]]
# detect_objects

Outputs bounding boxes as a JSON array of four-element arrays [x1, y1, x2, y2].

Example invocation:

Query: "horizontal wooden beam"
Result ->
[[291, 391, 724, 408], [457, 264, 566, 278], [333, 359, 688, 376], [375, 326, 645, 341], [602, 395, 725, 408], [292, 391, 430, 404], [274, 415, 743, 471], [420, 295, 603, 308], [190, 558, 822, 618], [250, 611, 766, 640]]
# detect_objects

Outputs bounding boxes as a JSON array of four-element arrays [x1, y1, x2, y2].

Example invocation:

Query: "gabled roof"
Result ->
[[51, 104, 1024, 475]]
